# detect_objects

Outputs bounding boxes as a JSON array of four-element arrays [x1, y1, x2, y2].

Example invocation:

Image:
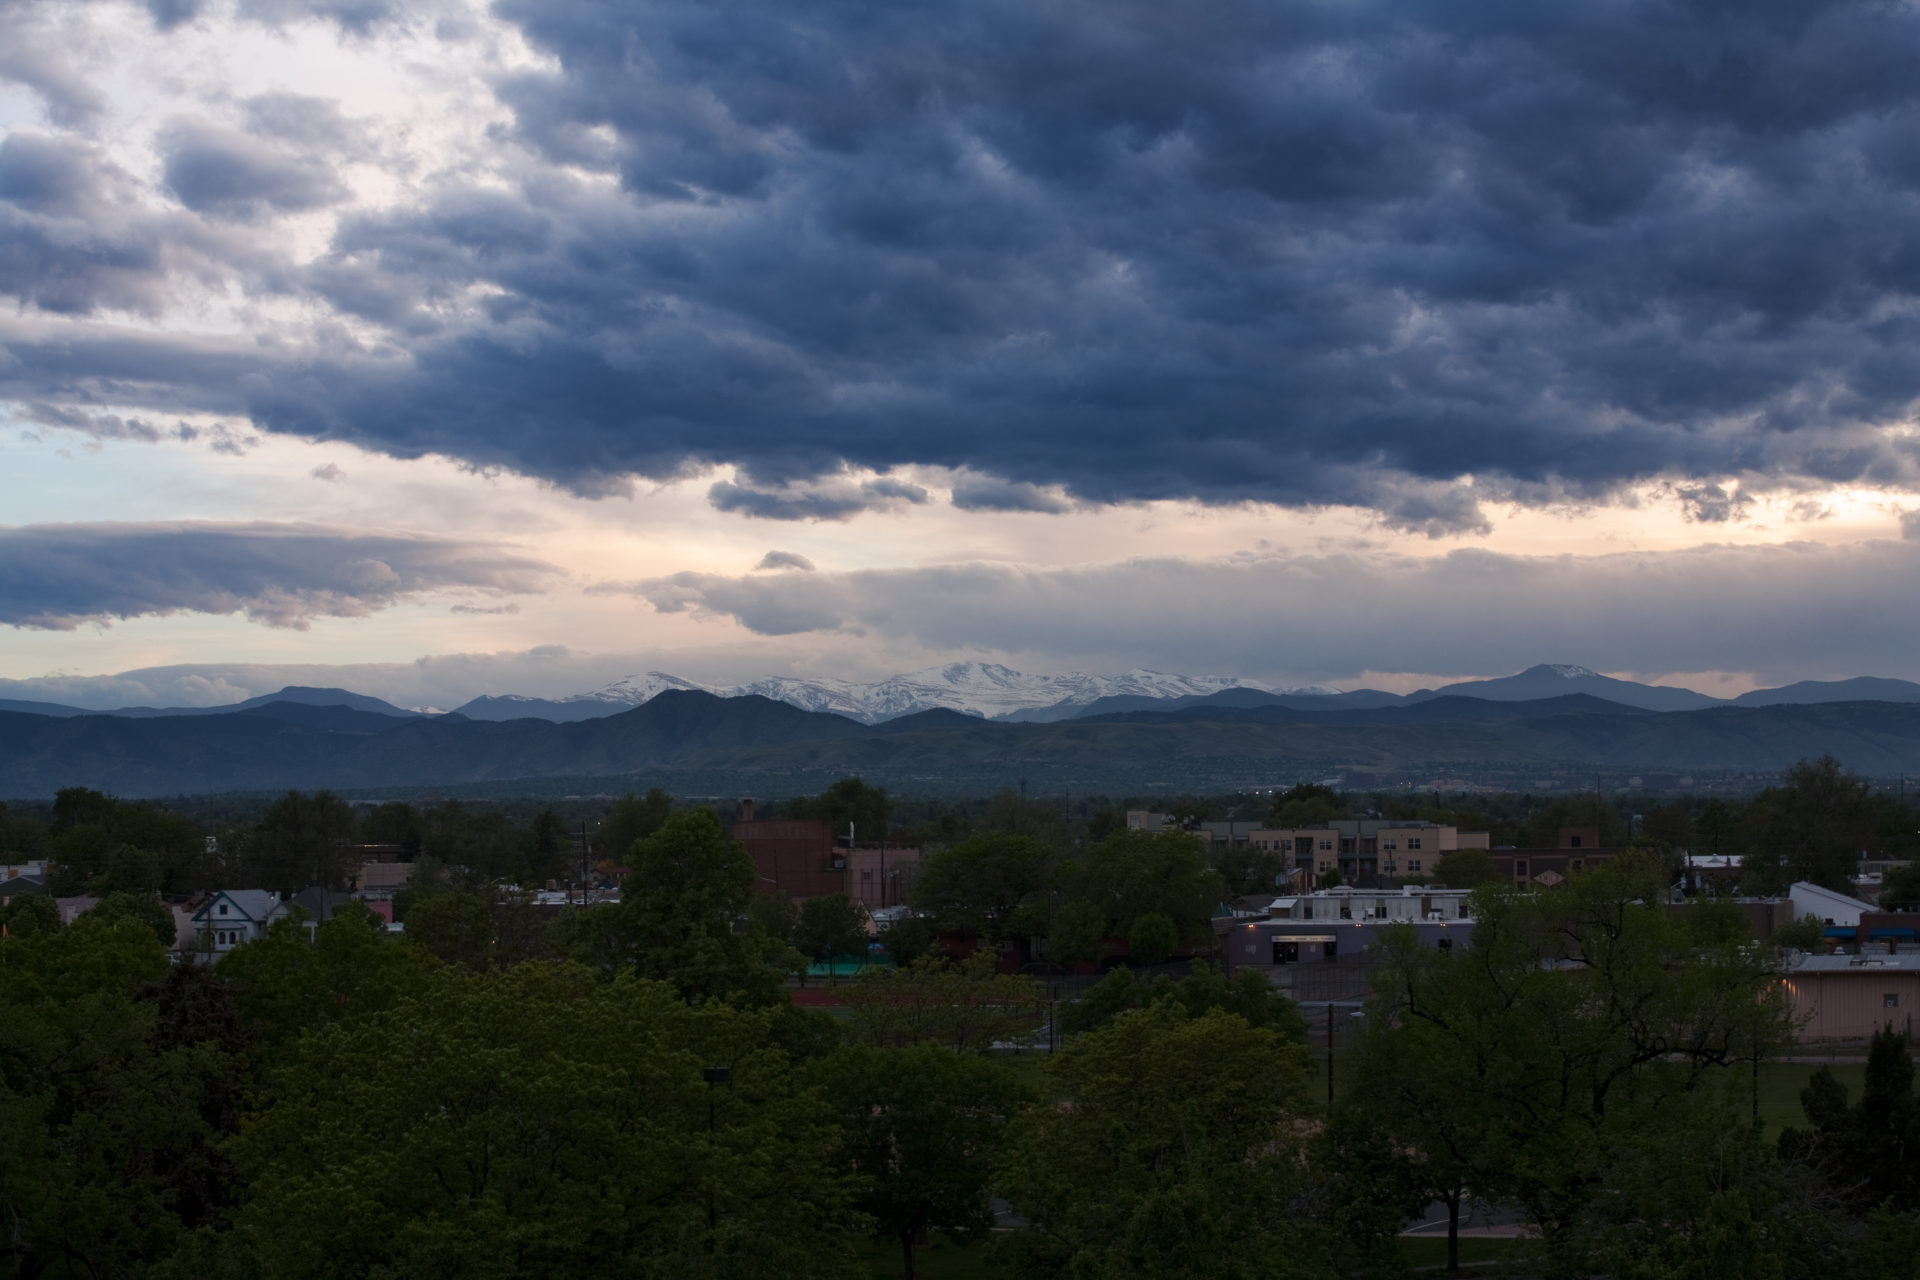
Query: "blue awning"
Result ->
[[1870, 927, 1919, 939], [1824, 927, 1858, 938]]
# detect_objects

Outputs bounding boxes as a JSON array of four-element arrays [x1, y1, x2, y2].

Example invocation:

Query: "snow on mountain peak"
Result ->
[[547, 665, 1284, 723], [1539, 664, 1601, 679]]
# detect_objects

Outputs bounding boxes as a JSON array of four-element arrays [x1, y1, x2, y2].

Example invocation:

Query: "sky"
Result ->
[[4, 0, 1920, 710]]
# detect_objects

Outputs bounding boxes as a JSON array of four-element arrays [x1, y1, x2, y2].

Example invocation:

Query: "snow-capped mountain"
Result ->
[[458, 662, 1295, 724]]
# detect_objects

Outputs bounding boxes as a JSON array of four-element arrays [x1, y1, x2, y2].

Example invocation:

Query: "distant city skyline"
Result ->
[[6, 2, 1920, 698]]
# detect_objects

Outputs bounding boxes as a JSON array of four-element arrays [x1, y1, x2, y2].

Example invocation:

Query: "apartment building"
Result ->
[[1229, 819, 1489, 882]]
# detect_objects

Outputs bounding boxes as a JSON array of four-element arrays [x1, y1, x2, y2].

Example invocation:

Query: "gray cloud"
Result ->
[[9, 1, 1920, 524], [707, 473, 930, 521], [950, 476, 1075, 515], [753, 550, 815, 572], [0, 521, 559, 630], [629, 538, 1920, 688], [160, 119, 347, 221]]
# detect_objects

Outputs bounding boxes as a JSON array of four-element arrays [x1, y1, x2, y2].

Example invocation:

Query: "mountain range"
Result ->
[[8, 681, 1920, 798], [7, 663, 1920, 733]]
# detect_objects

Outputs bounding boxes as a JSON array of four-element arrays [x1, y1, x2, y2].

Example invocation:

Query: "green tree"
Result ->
[[1061, 962, 1308, 1041], [1779, 1024, 1920, 1212], [1058, 828, 1222, 961], [796, 893, 871, 977], [1359, 857, 1794, 1272], [1266, 782, 1346, 827], [0, 915, 245, 1278], [550, 809, 796, 1007], [253, 790, 357, 892], [996, 1003, 1329, 1279], [790, 776, 892, 843], [910, 833, 1052, 942], [596, 788, 673, 862], [92, 841, 162, 894], [360, 800, 424, 854], [1880, 863, 1920, 911], [1430, 847, 1498, 889], [809, 1045, 1032, 1280], [1772, 913, 1830, 952], [406, 888, 497, 968], [1740, 757, 1874, 894], [86, 889, 177, 948], [226, 965, 863, 1279], [1125, 912, 1178, 966], [217, 908, 436, 1060]]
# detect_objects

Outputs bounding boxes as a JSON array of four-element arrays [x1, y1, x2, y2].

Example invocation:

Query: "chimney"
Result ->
[[739, 798, 755, 822]]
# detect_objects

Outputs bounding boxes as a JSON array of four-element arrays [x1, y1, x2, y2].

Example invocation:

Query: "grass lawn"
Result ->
[[859, 1236, 998, 1279], [1397, 1235, 1522, 1273], [1755, 1059, 1866, 1138]]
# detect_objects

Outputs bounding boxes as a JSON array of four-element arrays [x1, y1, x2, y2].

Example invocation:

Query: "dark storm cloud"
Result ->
[[706, 474, 929, 521], [160, 119, 347, 222], [629, 538, 1920, 686], [13, 0, 1920, 517], [0, 521, 559, 629], [753, 550, 815, 572]]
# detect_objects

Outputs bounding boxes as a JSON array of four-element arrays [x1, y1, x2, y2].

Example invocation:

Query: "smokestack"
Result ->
[[740, 798, 755, 822]]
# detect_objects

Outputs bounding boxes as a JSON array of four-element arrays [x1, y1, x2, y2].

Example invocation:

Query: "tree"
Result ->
[[253, 790, 357, 892], [1430, 848, 1498, 889], [1126, 912, 1178, 967], [0, 914, 245, 1278], [809, 1045, 1031, 1280], [217, 908, 437, 1060], [790, 776, 892, 842], [1058, 828, 1222, 961], [597, 788, 672, 863], [1266, 782, 1346, 827], [1881, 863, 1920, 911], [910, 833, 1052, 942], [406, 888, 497, 968], [996, 1004, 1329, 1279], [1779, 1024, 1920, 1212], [1061, 962, 1309, 1040], [1358, 857, 1794, 1272], [549, 808, 797, 1007], [1772, 913, 1830, 952], [1740, 757, 1874, 894], [796, 893, 871, 978], [86, 889, 177, 948], [226, 965, 864, 1279], [360, 800, 423, 854]]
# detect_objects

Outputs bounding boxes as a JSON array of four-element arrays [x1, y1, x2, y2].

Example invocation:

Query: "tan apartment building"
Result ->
[[1228, 820, 1490, 883]]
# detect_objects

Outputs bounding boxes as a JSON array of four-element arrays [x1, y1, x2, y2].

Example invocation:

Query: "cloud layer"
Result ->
[[630, 537, 1920, 688], [5, 1, 1920, 528], [0, 521, 558, 629]]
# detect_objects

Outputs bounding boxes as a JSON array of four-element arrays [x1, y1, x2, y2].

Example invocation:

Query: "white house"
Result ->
[[191, 890, 286, 954]]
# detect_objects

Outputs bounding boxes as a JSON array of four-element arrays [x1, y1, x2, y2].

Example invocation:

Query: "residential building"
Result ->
[[1125, 810, 1178, 833], [357, 861, 415, 896], [1241, 820, 1490, 884], [190, 890, 287, 955], [1487, 828, 1620, 888]]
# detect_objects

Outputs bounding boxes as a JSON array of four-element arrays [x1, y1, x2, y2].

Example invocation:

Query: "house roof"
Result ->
[[193, 890, 284, 924], [1789, 881, 1879, 926], [1792, 953, 1920, 973]]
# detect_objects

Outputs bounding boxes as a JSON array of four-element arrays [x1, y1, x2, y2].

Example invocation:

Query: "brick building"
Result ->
[[731, 800, 846, 899]]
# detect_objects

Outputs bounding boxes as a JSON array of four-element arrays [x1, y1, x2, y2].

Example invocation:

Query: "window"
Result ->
[[1384, 839, 1397, 851], [1408, 837, 1422, 850], [1409, 859, 1422, 872], [1887, 993, 1901, 1009], [1319, 839, 1332, 851], [1514, 860, 1529, 877], [218, 903, 228, 915], [1569, 835, 1583, 848]]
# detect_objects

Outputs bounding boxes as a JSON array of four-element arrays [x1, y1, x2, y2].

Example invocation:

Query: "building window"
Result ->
[[1409, 860, 1422, 872], [1569, 835, 1583, 848], [1408, 838, 1422, 850], [1887, 993, 1901, 1009], [1514, 860, 1528, 877], [218, 903, 228, 915]]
